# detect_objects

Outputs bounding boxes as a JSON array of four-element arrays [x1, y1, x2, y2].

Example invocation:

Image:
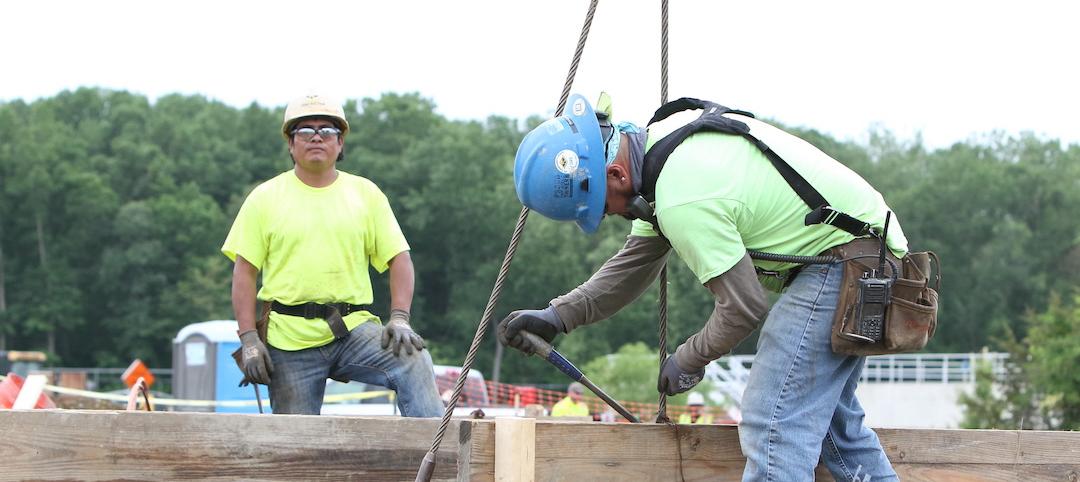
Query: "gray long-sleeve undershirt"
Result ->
[[551, 237, 769, 373], [551, 235, 671, 328], [674, 254, 770, 371]]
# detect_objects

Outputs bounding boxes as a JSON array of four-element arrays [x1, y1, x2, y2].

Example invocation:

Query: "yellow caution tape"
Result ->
[[1, 374, 394, 408]]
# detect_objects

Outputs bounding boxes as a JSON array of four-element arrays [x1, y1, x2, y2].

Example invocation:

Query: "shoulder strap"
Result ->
[[640, 97, 872, 237]]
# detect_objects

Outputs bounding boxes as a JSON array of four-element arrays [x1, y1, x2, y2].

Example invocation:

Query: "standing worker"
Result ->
[[678, 392, 713, 425], [497, 93, 923, 481], [550, 382, 590, 418], [222, 94, 443, 416]]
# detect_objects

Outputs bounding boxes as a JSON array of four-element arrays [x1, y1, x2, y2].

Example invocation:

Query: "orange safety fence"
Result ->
[[433, 375, 734, 424]]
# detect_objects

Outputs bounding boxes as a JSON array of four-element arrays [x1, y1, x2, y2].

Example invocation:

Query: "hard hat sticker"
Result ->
[[554, 149, 580, 174], [554, 174, 572, 198], [545, 119, 566, 135], [572, 98, 586, 117]]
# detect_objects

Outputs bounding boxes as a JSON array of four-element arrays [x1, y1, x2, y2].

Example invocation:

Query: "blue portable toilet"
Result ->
[[172, 320, 260, 413]]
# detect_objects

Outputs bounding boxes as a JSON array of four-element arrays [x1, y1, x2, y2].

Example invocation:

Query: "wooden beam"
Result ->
[[460, 421, 1080, 482], [4, 411, 1079, 482], [495, 417, 535, 482], [0, 410, 459, 481]]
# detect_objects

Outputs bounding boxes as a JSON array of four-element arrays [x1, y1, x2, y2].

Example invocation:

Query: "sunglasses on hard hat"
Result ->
[[291, 126, 342, 141]]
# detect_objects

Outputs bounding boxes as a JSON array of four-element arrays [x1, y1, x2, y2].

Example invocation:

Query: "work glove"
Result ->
[[497, 305, 566, 356], [381, 309, 426, 356], [239, 330, 274, 386], [657, 355, 705, 396]]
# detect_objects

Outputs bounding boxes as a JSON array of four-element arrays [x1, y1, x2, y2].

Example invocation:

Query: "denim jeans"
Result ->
[[739, 262, 897, 481], [267, 320, 443, 417]]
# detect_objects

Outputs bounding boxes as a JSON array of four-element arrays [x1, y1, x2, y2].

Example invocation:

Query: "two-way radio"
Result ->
[[848, 212, 894, 343]]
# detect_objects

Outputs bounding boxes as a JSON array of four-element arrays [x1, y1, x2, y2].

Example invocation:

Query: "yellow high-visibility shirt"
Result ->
[[222, 170, 409, 350], [678, 413, 714, 424], [551, 396, 590, 417]]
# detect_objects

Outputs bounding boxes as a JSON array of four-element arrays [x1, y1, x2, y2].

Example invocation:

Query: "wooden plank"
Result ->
[[879, 428, 1080, 465], [461, 421, 746, 481], [459, 420, 1080, 482], [893, 463, 1080, 482], [11, 373, 47, 409], [0, 410, 459, 481], [495, 417, 534, 482], [1018, 430, 1080, 464]]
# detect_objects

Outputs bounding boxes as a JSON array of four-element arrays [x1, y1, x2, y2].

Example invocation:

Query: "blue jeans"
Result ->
[[268, 320, 443, 417], [739, 262, 897, 481]]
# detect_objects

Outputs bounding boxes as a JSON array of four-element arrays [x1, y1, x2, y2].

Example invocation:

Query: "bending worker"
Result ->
[[497, 93, 906, 481], [222, 94, 442, 416]]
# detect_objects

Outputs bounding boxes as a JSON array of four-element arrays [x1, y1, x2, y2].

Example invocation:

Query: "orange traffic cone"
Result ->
[[0, 373, 25, 409], [0, 372, 57, 409]]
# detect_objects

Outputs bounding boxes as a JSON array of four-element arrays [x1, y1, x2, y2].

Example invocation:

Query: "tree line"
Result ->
[[1, 88, 1078, 389]]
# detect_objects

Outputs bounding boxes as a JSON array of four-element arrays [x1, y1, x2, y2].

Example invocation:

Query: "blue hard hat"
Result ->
[[514, 94, 607, 233]]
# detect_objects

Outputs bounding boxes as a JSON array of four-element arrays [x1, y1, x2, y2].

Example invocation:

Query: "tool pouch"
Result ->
[[231, 300, 273, 378], [829, 239, 940, 356]]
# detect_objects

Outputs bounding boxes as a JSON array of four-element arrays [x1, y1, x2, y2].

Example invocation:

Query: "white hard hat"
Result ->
[[687, 392, 705, 406], [282, 94, 349, 139]]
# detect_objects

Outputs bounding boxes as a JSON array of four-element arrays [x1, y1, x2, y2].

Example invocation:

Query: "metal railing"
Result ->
[[39, 367, 173, 392], [859, 352, 1008, 384], [706, 352, 1009, 412]]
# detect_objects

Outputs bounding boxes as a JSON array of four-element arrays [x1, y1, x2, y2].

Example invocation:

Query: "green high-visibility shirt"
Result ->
[[222, 170, 409, 350], [632, 112, 908, 290]]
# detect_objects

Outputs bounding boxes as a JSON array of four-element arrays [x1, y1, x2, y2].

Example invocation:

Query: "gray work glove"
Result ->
[[657, 355, 705, 396], [239, 330, 274, 386], [497, 305, 566, 355], [381, 310, 426, 356]]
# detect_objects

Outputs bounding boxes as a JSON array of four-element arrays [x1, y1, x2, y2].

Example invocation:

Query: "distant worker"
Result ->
[[222, 94, 442, 416], [551, 382, 590, 417], [497, 93, 916, 481], [678, 392, 713, 424]]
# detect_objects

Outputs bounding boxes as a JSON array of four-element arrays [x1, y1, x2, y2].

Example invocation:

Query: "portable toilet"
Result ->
[[172, 320, 258, 413]]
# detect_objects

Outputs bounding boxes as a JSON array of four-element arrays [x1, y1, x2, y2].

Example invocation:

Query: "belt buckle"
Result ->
[[303, 302, 317, 319]]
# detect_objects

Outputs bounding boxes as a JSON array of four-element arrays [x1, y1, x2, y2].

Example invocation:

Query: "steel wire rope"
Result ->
[[654, 2, 688, 481], [655, 0, 672, 425], [413, 1, 601, 480]]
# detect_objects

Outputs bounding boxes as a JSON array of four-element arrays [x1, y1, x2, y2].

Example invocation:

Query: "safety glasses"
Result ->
[[291, 126, 341, 141], [599, 121, 616, 163]]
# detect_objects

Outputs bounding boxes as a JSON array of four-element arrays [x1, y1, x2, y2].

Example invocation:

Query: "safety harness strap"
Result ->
[[641, 97, 873, 238], [271, 301, 370, 339]]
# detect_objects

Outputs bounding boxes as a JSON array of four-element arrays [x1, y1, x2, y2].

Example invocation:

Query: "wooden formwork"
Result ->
[[2, 410, 1079, 481], [460, 419, 1080, 481], [0, 410, 458, 481]]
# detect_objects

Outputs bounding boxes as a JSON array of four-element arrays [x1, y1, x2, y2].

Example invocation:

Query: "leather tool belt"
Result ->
[[827, 238, 940, 356]]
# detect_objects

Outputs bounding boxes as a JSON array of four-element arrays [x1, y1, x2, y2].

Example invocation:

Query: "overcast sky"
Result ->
[[4, 0, 1078, 149]]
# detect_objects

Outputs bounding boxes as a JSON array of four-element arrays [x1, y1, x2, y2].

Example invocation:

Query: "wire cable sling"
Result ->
[[654, 3, 688, 481], [655, 0, 672, 425], [413, 2, 601, 480]]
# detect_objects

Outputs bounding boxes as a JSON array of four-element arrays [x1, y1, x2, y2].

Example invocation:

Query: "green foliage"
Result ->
[[578, 342, 715, 407], [1026, 293, 1080, 429], [960, 293, 1080, 430], [580, 342, 660, 403], [0, 88, 1078, 393]]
